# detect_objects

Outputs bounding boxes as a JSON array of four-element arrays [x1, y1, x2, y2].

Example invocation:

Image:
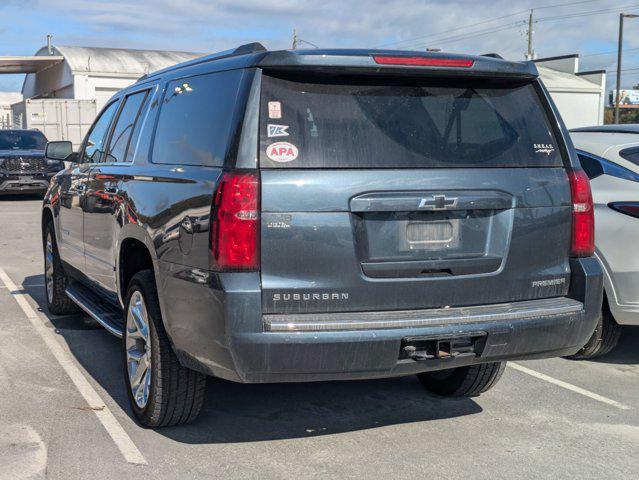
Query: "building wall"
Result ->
[[73, 74, 139, 110], [0, 92, 23, 128], [548, 90, 605, 129]]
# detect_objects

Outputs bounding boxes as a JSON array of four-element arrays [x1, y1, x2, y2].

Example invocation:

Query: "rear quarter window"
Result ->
[[259, 74, 563, 169], [619, 146, 639, 166], [152, 70, 243, 167]]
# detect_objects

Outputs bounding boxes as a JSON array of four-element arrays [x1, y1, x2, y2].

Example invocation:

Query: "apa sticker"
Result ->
[[268, 101, 282, 119], [534, 143, 555, 156], [266, 142, 299, 163], [267, 124, 289, 137]]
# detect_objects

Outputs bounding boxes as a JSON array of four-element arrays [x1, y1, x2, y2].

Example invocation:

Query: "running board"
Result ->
[[65, 282, 124, 338]]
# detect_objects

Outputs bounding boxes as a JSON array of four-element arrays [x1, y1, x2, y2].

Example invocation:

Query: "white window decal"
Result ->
[[268, 101, 282, 119], [267, 124, 289, 137], [266, 142, 299, 163]]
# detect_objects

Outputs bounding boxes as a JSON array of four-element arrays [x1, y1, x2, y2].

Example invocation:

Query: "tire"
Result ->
[[123, 270, 206, 427], [417, 362, 506, 397], [568, 298, 622, 360], [43, 221, 80, 315]]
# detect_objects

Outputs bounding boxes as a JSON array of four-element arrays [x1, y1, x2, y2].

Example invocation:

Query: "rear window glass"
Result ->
[[259, 74, 563, 168], [0, 130, 47, 151], [152, 70, 242, 167]]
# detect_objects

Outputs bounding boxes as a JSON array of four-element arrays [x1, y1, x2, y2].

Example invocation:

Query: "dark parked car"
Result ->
[[42, 44, 603, 427], [0, 129, 65, 195]]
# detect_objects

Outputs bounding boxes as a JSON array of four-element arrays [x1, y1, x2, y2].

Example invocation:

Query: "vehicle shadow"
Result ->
[[591, 326, 639, 365], [21, 274, 483, 444]]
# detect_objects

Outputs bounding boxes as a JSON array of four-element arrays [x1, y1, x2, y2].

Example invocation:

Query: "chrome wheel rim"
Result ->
[[44, 233, 54, 305], [125, 291, 151, 409]]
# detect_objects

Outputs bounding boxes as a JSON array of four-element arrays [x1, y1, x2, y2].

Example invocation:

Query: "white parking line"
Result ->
[[509, 362, 632, 411], [0, 267, 147, 466]]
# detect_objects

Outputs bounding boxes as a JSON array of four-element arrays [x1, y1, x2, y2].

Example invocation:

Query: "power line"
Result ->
[[403, 2, 639, 51], [536, 2, 639, 22], [583, 47, 639, 57], [374, 11, 529, 48], [374, 0, 607, 49]]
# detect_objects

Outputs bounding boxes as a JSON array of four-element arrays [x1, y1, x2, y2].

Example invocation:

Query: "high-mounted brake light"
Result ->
[[373, 56, 474, 68], [568, 169, 595, 257], [211, 171, 259, 271]]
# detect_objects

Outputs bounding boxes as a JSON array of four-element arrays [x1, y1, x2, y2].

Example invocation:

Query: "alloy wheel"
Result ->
[[44, 232, 54, 305], [125, 291, 152, 409]]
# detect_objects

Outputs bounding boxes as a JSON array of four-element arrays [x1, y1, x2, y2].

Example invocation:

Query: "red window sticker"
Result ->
[[266, 142, 299, 163], [268, 101, 282, 119]]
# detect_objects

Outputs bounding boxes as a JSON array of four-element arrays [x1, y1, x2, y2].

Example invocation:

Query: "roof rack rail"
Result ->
[[481, 53, 503, 59], [138, 42, 267, 82]]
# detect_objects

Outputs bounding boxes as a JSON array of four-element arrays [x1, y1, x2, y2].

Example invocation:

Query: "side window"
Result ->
[[577, 152, 604, 179], [151, 69, 243, 166], [619, 146, 639, 166], [104, 90, 149, 163], [82, 101, 120, 164]]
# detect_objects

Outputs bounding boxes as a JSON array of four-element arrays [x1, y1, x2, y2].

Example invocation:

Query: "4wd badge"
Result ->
[[266, 142, 299, 163]]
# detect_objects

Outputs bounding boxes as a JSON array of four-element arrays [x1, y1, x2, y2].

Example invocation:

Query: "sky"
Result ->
[[1, 0, 639, 94]]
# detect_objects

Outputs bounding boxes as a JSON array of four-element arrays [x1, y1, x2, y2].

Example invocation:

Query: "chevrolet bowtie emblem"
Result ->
[[418, 194, 458, 210]]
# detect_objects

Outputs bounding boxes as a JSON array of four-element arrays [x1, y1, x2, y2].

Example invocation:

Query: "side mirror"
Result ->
[[45, 141, 73, 161]]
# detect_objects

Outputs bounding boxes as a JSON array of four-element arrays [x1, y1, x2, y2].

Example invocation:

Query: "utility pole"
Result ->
[[526, 9, 534, 60], [292, 29, 298, 49], [616, 14, 624, 123], [615, 13, 639, 124]]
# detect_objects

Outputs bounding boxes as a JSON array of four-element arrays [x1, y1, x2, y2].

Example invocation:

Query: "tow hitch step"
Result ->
[[65, 282, 124, 338]]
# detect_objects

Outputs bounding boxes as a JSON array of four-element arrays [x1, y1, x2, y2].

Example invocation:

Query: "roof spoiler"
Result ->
[[258, 50, 538, 80]]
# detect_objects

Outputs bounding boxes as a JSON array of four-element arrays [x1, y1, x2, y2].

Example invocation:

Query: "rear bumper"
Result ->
[[160, 257, 603, 383]]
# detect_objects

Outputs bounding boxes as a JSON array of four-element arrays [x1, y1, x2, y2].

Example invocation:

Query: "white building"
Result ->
[[21, 45, 202, 110], [0, 92, 23, 128], [535, 54, 606, 129]]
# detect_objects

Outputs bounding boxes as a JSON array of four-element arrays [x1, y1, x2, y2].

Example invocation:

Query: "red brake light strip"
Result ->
[[373, 56, 474, 68]]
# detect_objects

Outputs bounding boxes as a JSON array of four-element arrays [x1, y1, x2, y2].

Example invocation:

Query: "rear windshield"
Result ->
[[0, 130, 47, 151], [259, 74, 563, 168]]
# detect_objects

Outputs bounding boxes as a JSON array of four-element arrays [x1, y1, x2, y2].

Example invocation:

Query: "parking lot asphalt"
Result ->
[[0, 196, 637, 480]]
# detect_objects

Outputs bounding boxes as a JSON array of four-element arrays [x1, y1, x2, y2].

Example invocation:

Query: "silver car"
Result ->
[[571, 125, 639, 358]]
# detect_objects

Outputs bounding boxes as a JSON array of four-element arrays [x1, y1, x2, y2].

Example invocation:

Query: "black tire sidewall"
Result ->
[[43, 221, 77, 315], [122, 271, 163, 426]]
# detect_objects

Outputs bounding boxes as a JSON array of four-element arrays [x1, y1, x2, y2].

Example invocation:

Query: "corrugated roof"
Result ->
[[0, 56, 63, 74], [35, 45, 204, 76], [537, 66, 602, 93]]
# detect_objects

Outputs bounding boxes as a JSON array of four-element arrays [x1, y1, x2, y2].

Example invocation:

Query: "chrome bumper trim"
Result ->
[[264, 297, 584, 332]]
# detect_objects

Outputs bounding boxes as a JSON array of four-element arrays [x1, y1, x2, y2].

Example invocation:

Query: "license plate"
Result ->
[[399, 220, 460, 251], [18, 176, 34, 184]]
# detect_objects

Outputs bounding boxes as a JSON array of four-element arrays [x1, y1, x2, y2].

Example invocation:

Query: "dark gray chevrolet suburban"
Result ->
[[41, 43, 603, 427]]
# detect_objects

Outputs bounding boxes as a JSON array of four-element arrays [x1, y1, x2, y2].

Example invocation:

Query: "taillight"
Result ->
[[211, 171, 259, 271], [372, 56, 474, 68], [568, 169, 595, 257]]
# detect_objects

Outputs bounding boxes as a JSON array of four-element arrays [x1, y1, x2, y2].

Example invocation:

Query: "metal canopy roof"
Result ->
[[0, 56, 64, 74]]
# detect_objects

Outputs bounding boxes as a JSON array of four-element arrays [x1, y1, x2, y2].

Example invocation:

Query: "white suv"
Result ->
[[571, 125, 639, 358]]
